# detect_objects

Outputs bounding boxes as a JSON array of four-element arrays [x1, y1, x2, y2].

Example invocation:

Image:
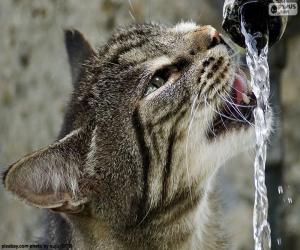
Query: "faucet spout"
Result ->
[[222, 0, 287, 50]]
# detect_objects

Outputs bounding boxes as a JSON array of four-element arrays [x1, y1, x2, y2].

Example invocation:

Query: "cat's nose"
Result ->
[[210, 29, 222, 48], [192, 25, 222, 50]]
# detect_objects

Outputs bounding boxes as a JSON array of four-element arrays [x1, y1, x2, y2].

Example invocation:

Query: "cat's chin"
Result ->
[[204, 108, 273, 168]]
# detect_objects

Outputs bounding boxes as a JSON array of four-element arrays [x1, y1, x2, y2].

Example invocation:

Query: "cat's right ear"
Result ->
[[64, 29, 96, 87], [2, 128, 90, 213]]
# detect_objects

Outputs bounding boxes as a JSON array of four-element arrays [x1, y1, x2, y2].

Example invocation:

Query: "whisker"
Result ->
[[185, 94, 199, 202], [229, 50, 240, 59], [224, 86, 256, 102], [216, 91, 254, 127], [221, 89, 255, 108], [219, 91, 254, 127], [219, 111, 228, 132], [209, 93, 229, 132], [137, 206, 152, 226], [205, 99, 246, 123], [203, 97, 217, 137], [129, 11, 136, 21], [128, 0, 136, 21], [128, 0, 134, 9]]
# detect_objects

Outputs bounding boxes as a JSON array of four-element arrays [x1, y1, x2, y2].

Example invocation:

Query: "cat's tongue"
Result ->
[[233, 69, 250, 104]]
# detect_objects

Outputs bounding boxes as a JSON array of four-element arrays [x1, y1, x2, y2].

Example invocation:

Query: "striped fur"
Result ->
[[2, 22, 261, 249]]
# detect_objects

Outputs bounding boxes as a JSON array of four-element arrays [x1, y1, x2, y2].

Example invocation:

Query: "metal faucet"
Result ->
[[222, 0, 287, 50]]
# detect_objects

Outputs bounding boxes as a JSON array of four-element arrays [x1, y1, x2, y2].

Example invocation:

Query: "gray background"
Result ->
[[0, 0, 299, 249]]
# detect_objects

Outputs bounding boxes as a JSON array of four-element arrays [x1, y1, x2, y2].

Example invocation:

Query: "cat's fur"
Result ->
[[3, 22, 269, 249]]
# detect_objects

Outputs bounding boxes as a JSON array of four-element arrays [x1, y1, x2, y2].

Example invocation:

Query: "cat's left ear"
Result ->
[[3, 128, 89, 213], [64, 29, 96, 87]]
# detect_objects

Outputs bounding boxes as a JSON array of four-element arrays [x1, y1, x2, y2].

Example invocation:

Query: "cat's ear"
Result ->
[[3, 128, 88, 213], [64, 29, 96, 87]]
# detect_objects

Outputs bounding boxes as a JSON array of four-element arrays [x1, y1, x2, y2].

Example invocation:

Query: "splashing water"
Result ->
[[276, 238, 282, 246], [241, 24, 272, 250]]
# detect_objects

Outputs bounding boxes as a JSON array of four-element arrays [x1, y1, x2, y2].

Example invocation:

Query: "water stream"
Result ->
[[241, 24, 272, 250]]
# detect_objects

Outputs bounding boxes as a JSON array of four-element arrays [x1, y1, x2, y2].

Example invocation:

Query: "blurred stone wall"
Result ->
[[281, 31, 300, 250], [0, 0, 299, 249]]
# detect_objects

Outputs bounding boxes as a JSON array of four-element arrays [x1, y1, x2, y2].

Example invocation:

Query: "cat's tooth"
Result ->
[[242, 93, 250, 104], [247, 81, 252, 93]]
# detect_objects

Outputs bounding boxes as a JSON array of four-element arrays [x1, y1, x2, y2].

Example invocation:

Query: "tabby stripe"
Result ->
[[162, 190, 202, 226], [202, 61, 227, 95], [161, 130, 176, 201], [132, 108, 150, 221], [110, 27, 154, 43], [111, 39, 148, 63], [151, 98, 188, 127], [161, 108, 187, 201], [207, 63, 230, 96], [146, 103, 187, 165], [150, 131, 162, 163], [150, 91, 188, 119], [143, 185, 202, 226], [118, 39, 148, 58]]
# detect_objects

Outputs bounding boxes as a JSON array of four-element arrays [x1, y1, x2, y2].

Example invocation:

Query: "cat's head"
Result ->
[[3, 22, 266, 227]]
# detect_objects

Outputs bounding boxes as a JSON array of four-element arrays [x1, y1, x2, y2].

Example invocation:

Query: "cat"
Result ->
[[2, 21, 271, 250]]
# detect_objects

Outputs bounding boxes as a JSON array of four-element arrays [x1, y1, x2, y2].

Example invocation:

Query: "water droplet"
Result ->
[[277, 238, 282, 246], [288, 197, 293, 204], [278, 186, 283, 194]]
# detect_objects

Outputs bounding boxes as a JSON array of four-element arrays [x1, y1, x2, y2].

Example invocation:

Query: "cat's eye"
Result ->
[[145, 76, 165, 95], [145, 66, 178, 96]]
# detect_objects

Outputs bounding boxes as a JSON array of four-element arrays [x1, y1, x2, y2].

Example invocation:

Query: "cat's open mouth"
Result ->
[[208, 69, 256, 139]]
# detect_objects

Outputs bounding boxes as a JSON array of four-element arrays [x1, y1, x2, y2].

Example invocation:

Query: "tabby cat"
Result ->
[[3, 22, 270, 250]]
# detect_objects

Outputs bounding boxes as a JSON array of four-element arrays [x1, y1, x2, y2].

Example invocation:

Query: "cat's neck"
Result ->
[[67, 189, 226, 250]]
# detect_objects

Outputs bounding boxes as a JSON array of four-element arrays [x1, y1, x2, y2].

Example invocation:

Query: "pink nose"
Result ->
[[192, 25, 222, 49], [211, 30, 221, 45]]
